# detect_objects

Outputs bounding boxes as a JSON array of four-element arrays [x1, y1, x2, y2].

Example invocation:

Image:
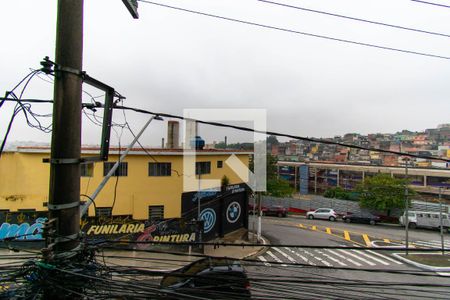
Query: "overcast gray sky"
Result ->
[[1, 0, 449, 147]]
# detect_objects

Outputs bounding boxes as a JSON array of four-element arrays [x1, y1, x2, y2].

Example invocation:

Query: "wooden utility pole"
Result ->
[[47, 0, 84, 257]]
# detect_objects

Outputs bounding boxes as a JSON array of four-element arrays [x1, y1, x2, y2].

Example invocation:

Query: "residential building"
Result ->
[[0, 146, 250, 220]]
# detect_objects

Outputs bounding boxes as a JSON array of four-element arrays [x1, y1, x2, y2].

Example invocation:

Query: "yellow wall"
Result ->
[[0, 152, 50, 211], [0, 151, 249, 220]]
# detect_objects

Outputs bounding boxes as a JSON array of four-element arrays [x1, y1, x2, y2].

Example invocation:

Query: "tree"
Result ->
[[266, 178, 294, 197], [266, 135, 279, 146], [266, 154, 278, 180], [264, 154, 294, 197], [356, 174, 415, 213], [221, 175, 230, 192], [323, 187, 353, 200]]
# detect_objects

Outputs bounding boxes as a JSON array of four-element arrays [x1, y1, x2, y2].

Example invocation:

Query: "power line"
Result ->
[[114, 104, 450, 163], [257, 0, 450, 38], [137, 0, 450, 60], [410, 0, 450, 8], [4, 97, 450, 163], [0, 97, 53, 104]]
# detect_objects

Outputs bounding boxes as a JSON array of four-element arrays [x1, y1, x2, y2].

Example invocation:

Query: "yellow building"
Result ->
[[0, 146, 250, 220]]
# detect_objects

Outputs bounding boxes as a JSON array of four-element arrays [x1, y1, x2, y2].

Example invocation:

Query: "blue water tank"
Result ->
[[190, 136, 205, 150]]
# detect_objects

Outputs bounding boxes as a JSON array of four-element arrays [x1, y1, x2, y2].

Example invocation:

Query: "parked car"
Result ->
[[248, 203, 267, 215], [399, 211, 450, 230], [306, 208, 338, 221], [342, 212, 380, 225], [263, 205, 288, 217], [160, 257, 251, 299]]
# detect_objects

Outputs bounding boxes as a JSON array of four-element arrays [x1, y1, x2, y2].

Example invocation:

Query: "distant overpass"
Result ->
[[277, 161, 450, 196]]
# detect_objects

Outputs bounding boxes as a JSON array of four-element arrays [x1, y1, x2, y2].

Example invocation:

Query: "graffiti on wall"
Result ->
[[0, 212, 47, 241]]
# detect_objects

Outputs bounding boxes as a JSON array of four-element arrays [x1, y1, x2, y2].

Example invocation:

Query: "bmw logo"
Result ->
[[200, 208, 216, 233], [226, 201, 241, 224]]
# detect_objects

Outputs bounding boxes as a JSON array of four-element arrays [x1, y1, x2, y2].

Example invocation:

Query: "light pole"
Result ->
[[404, 157, 410, 256], [197, 173, 201, 220], [439, 187, 444, 255], [257, 192, 262, 243]]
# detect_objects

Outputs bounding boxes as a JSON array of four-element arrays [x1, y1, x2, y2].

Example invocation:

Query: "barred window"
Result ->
[[196, 161, 211, 175], [103, 162, 128, 176], [148, 205, 164, 221], [148, 163, 171, 177], [217, 160, 223, 168], [80, 162, 94, 177], [95, 207, 112, 217]]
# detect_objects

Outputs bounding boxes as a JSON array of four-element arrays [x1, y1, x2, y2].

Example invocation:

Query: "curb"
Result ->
[[242, 234, 269, 260], [371, 240, 405, 248], [392, 252, 450, 272]]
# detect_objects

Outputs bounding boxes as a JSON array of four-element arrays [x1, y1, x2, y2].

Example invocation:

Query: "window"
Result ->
[[148, 205, 164, 221], [103, 162, 128, 176], [80, 163, 94, 177], [217, 160, 223, 168], [95, 207, 112, 217], [196, 161, 211, 175], [149, 163, 171, 176]]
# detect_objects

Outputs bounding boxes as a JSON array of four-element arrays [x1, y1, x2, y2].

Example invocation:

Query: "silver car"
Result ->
[[306, 208, 338, 221]]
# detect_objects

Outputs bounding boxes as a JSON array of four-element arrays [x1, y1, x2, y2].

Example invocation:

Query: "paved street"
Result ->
[[245, 216, 450, 299]]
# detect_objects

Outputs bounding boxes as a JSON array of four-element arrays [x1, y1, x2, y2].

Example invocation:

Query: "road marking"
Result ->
[[258, 255, 271, 266], [283, 247, 314, 265], [273, 247, 297, 264], [339, 250, 376, 266], [266, 250, 287, 267], [354, 250, 389, 266], [366, 250, 403, 265], [299, 249, 332, 267], [311, 225, 317, 231], [413, 240, 450, 248], [315, 249, 347, 266], [325, 249, 362, 267], [362, 234, 371, 247], [343, 230, 351, 241], [384, 239, 390, 243], [326, 227, 332, 234]]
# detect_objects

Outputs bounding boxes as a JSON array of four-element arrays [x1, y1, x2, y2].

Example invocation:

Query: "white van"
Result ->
[[399, 211, 450, 229]]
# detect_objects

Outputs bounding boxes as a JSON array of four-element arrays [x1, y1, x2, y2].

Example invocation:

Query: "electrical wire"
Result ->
[[4, 96, 450, 164], [257, 0, 450, 38], [114, 104, 450, 163], [137, 0, 450, 60], [1, 71, 52, 156], [410, 0, 450, 8]]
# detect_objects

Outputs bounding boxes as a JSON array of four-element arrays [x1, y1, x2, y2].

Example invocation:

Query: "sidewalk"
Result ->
[[103, 229, 267, 272], [393, 252, 450, 273], [204, 228, 267, 259]]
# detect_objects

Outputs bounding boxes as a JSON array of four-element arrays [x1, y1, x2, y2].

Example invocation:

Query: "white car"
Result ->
[[306, 208, 338, 221]]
